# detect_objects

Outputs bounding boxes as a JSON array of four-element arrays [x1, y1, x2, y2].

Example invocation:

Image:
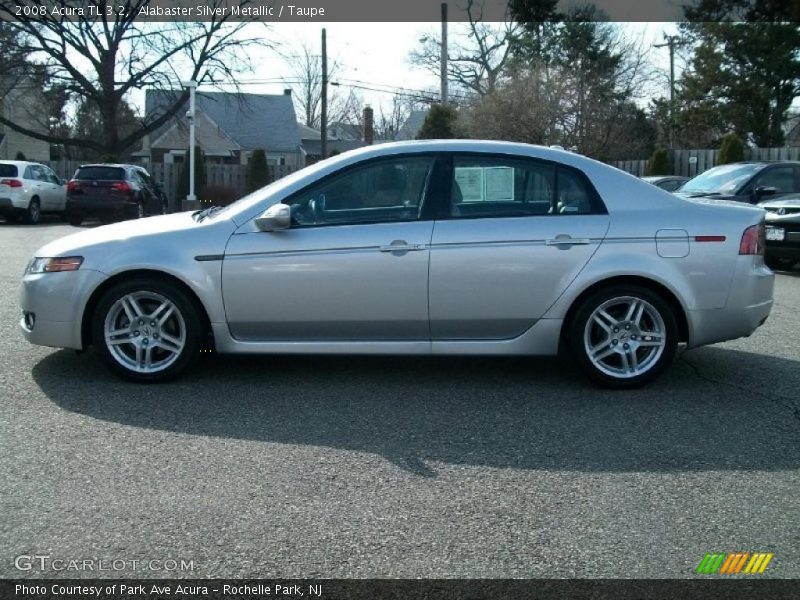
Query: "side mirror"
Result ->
[[255, 203, 291, 232], [753, 185, 778, 198]]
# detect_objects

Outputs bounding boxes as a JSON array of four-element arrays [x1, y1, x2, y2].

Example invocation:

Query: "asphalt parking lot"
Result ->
[[1, 220, 799, 579]]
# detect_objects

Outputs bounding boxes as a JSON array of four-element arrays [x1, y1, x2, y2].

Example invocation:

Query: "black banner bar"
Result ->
[[3, 579, 800, 600]]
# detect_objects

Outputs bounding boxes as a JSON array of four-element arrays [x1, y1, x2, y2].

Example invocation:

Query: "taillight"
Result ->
[[0, 178, 23, 188], [111, 181, 132, 193], [739, 223, 765, 255], [66, 180, 80, 192]]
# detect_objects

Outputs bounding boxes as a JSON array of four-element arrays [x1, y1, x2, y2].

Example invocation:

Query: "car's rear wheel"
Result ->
[[23, 197, 41, 224], [569, 285, 678, 388], [68, 214, 83, 227], [136, 201, 145, 219], [92, 278, 202, 382]]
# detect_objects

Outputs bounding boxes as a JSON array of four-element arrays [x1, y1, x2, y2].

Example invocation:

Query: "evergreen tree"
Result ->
[[717, 133, 745, 165], [416, 104, 459, 139], [646, 148, 671, 176], [246, 149, 270, 192]]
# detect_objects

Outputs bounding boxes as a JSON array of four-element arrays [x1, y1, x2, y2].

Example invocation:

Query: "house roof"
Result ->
[[145, 90, 301, 153], [297, 122, 321, 140], [150, 109, 242, 156], [396, 110, 428, 141]]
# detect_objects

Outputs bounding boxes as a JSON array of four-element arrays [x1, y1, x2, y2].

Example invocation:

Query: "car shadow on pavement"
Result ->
[[32, 346, 800, 476]]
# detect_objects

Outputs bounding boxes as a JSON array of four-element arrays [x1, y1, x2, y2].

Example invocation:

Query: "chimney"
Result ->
[[363, 105, 374, 145], [283, 89, 292, 96]]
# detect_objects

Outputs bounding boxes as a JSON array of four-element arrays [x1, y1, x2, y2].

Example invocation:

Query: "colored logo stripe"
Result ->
[[696, 552, 773, 574]]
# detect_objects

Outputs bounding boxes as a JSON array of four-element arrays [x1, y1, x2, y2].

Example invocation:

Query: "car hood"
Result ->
[[759, 197, 800, 210], [35, 211, 215, 258]]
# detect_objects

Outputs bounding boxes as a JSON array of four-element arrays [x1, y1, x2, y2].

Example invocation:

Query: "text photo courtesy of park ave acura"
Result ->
[[1, 1, 800, 599]]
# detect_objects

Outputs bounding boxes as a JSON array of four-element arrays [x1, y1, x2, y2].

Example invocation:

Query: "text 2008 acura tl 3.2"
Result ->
[[20, 141, 774, 388]]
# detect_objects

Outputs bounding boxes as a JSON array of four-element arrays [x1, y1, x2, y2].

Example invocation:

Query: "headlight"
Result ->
[[27, 256, 84, 274]]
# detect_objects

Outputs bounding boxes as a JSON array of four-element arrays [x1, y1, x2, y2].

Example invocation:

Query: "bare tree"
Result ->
[[282, 41, 340, 129], [0, 0, 267, 157], [409, 0, 518, 98]]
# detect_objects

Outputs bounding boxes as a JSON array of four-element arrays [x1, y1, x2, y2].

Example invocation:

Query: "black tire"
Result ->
[[23, 197, 41, 224], [569, 285, 679, 389], [765, 256, 796, 270], [68, 215, 83, 227], [161, 200, 168, 215], [92, 277, 203, 382], [99, 215, 116, 224], [135, 200, 145, 219]]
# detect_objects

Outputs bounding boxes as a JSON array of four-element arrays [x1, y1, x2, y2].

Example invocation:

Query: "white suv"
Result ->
[[0, 160, 67, 224]]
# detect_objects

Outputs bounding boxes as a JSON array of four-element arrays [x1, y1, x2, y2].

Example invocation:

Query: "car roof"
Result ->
[[0, 160, 45, 167], [78, 163, 136, 169]]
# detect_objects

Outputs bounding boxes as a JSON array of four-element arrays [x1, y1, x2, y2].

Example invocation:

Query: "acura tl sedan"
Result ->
[[20, 141, 774, 388]]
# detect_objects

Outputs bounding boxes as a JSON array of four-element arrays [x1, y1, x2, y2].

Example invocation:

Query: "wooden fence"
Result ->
[[44, 161, 296, 210], [611, 146, 800, 178]]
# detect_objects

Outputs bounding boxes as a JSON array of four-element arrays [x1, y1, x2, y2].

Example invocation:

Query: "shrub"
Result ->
[[246, 149, 270, 193], [717, 133, 745, 165], [646, 148, 671, 176]]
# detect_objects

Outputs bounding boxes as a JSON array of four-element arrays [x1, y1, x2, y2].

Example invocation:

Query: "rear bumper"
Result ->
[[687, 258, 774, 348], [765, 243, 800, 260], [0, 196, 25, 213], [67, 197, 136, 217]]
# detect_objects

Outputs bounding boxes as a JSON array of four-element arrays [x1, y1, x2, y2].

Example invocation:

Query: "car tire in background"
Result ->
[[23, 197, 41, 225], [92, 278, 202, 382], [68, 215, 83, 227], [569, 285, 678, 389]]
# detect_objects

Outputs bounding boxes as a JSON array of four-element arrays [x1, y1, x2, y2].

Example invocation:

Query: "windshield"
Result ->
[[74, 166, 125, 181], [679, 163, 761, 194]]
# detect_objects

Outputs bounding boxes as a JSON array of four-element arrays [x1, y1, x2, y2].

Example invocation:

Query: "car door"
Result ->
[[744, 164, 799, 203], [428, 153, 610, 340], [222, 154, 439, 342], [134, 168, 158, 213], [41, 165, 65, 210], [26, 165, 52, 209]]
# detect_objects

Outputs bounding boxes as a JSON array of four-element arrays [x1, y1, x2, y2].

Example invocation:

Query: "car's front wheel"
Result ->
[[569, 285, 678, 388], [92, 278, 202, 382]]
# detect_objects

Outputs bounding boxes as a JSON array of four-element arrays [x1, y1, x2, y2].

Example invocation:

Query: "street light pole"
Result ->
[[321, 28, 328, 159], [441, 2, 448, 104], [181, 80, 198, 209], [653, 35, 686, 149]]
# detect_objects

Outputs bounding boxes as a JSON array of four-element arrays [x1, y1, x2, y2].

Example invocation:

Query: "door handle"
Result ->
[[545, 237, 591, 246], [379, 240, 426, 252]]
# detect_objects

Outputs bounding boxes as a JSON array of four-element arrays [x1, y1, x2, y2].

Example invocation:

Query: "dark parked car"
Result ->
[[66, 164, 167, 226], [759, 196, 800, 270], [641, 175, 689, 192], [674, 161, 800, 204]]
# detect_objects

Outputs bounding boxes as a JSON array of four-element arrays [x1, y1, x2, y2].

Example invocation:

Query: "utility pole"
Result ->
[[440, 2, 448, 104], [321, 28, 328, 159], [181, 80, 198, 209], [653, 34, 686, 149]]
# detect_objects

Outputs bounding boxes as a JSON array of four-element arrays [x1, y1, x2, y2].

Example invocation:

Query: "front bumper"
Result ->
[[19, 268, 108, 349]]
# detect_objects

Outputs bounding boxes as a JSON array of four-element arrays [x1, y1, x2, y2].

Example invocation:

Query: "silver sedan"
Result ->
[[20, 141, 774, 387]]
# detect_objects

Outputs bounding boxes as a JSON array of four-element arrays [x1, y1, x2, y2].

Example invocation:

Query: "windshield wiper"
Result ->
[[193, 205, 223, 222]]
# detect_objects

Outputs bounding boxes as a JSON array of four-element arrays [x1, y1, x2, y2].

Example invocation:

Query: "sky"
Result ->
[[127, 21, 682, 120]]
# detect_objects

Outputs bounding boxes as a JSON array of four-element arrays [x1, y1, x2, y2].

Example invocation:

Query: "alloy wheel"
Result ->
[[103, 291, 186, 374], [583, 295, 667, 379]]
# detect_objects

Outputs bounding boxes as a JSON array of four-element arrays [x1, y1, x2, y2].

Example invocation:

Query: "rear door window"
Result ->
[[74, 166, 125, 181], [0, 164, 18, 177]]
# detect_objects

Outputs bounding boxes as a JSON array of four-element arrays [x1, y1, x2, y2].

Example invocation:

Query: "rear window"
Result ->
[[74, 166, 125, 181], [0, 164, 18, 177]]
